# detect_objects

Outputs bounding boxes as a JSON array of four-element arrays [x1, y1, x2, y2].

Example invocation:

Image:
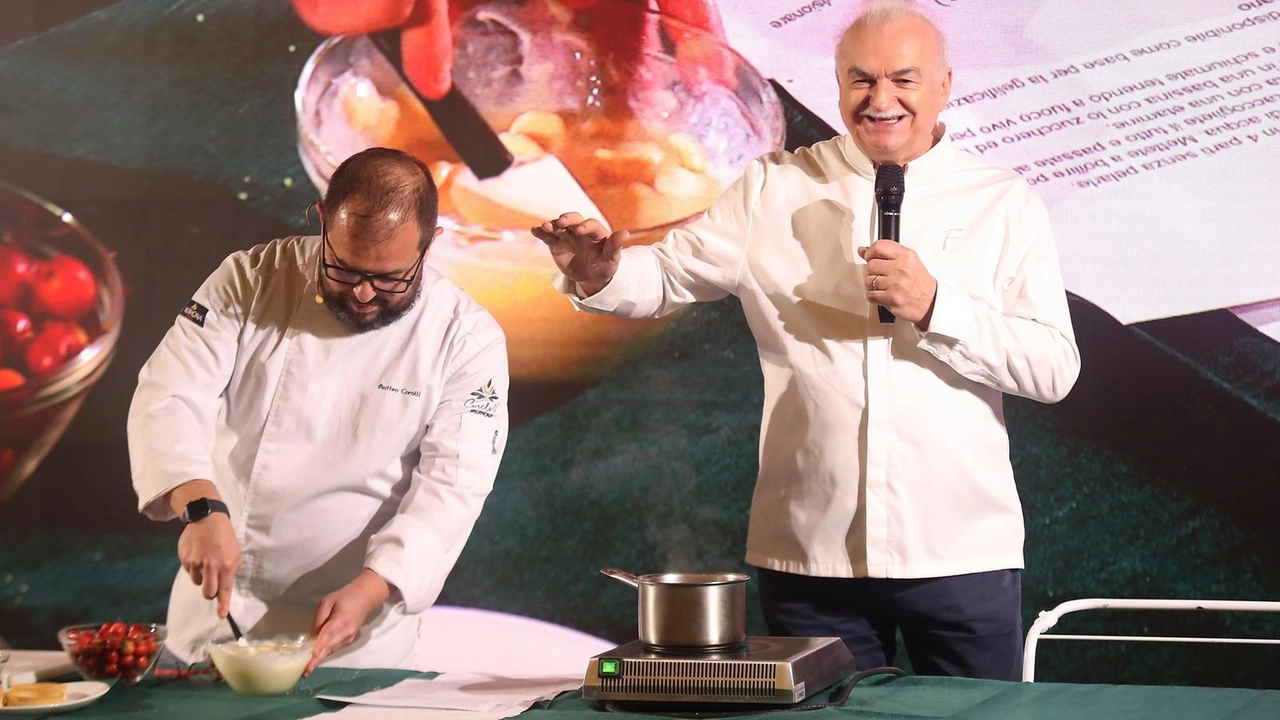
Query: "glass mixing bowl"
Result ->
[[207, 634, 314, 696], [57, 622, 166, 685]]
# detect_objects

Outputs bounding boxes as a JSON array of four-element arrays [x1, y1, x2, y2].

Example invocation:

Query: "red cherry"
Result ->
[[0, 367, 24, 391], [0, 247, 36, 308], [31, 255, 97, 319], [24, 322, 89, 376], [0, 309, 34, 367], [24, 333, 66, 376], [0, 309, 34, 342]]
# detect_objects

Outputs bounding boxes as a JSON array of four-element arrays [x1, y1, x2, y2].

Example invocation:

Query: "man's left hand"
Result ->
[[305, 569, 392, 676], [859, 240, 938, 328]]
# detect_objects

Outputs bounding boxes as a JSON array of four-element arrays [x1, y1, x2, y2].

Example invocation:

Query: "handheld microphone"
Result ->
[[874, 163, 904, 323]]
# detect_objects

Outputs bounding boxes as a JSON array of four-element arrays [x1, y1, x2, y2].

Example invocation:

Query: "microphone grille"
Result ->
[[875, 163, 905, 201]]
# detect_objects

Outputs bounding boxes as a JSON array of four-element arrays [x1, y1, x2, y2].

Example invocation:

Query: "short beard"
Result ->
[[322, 279, 422, 333]]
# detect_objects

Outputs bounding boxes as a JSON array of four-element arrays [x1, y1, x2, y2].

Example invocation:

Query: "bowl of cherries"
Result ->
[[0, 181, 124, 502], [58, 622, 166, 685]]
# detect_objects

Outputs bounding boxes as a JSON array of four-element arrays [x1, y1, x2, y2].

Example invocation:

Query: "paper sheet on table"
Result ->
[[316, 673, 580, 711], [316, 706, 529, 720], [718, 1, 1280, 326]]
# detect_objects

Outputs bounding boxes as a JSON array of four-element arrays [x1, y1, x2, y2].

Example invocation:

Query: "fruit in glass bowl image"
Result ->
[[0, 182, 124, 502], [57, 622, 166, 684], [295, 0, 783, 382]]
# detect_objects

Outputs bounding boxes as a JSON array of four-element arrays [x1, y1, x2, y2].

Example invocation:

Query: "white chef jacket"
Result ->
[[560, 132, 1080, 579], [128, 235, 509, 668]]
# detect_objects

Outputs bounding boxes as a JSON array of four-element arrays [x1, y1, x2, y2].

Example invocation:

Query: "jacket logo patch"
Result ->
[[942, 228, 964, 250], [179, 300, 208, 327], [465, 380, 501, 418]]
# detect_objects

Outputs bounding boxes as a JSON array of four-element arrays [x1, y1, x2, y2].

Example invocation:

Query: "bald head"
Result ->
[[323, 147, 438, 250]]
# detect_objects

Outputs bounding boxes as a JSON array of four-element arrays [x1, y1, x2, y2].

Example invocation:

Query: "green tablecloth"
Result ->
[[33, 668, 419, 720], [38, 670, 1280, 720]]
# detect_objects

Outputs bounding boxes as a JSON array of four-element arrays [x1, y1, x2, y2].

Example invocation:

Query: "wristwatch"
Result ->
[[182, 497, 230, 524]]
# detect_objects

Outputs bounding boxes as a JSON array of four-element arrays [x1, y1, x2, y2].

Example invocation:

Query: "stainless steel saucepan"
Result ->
[[601, 567, 749, 649]]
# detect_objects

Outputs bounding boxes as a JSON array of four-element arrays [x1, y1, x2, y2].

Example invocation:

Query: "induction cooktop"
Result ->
[[582, 636, 855, 705]]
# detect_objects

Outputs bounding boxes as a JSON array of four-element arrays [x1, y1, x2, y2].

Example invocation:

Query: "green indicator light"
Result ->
[[599, 659, 621, 677]]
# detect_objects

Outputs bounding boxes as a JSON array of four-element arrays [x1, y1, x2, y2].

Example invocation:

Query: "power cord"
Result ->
[[600, 667, 907, 718]]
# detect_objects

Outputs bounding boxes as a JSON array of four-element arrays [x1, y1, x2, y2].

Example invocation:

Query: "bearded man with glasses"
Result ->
[[127, 147, 510, 676], [315, 188, 429, 331]]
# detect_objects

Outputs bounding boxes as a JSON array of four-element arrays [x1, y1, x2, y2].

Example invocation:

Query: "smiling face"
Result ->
[[317, 203, 435, 332], [835, 14, 952, 165]]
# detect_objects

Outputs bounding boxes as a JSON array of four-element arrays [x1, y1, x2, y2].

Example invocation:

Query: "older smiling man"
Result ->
[[534, 0, 1080, 679]]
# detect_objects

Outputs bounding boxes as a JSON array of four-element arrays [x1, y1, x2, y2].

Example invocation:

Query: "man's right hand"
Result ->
[[532, 212, 628, 297], [169, 481, 241, 619]]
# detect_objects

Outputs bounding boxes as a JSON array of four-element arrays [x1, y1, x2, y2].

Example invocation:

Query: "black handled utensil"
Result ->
[[368, 31, 513, 180], [226, 613, 244, 641]]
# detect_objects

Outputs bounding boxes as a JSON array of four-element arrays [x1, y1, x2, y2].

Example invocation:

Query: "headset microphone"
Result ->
[[314, 244, 325, 304]]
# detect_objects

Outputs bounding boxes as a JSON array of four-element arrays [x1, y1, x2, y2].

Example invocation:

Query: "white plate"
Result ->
[[0, 681, 111, 715]]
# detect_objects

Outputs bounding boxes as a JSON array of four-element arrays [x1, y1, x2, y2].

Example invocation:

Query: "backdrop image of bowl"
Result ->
[[296, 0, 783, 382], [0, 182, 124, 502]]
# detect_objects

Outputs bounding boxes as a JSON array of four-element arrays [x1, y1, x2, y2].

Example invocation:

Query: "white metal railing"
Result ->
[[1022, 598, 1280, 682]]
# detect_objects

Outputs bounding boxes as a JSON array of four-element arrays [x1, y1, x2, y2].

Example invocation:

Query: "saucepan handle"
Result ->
[[600, 567, 641, 588]]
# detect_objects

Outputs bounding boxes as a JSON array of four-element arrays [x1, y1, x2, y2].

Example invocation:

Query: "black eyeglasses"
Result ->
[[319, 221, 426, 294]]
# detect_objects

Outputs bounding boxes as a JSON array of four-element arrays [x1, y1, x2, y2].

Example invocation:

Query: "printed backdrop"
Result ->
[[1, 0, 1278, 689]]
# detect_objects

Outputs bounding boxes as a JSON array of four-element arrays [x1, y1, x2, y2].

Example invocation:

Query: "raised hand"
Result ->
[[292, 0, 728, 101], [293, 0, 466, 101], [532, 212, 628, 296]]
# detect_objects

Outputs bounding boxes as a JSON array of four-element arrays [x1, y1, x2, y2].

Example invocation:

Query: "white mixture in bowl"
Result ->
[[207, 636, 312, 696]]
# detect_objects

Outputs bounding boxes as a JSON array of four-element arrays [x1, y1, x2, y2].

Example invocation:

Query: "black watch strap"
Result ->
[[182, 497, 230, 524]]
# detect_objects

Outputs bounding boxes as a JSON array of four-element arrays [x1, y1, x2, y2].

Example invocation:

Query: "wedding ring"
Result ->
[[871, 274, 881, 292]]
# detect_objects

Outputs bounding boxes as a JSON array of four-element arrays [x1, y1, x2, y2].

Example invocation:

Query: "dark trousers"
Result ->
[[757, 567, 1023, 681]]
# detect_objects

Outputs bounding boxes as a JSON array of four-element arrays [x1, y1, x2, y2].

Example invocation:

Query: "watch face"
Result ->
[[183, 498, 227, 523], [184, 498, 211, 523]]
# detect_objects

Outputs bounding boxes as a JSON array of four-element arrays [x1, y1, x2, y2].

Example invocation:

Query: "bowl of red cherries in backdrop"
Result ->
[[58, 622, 166, 684], [0, 181, 124, 502]]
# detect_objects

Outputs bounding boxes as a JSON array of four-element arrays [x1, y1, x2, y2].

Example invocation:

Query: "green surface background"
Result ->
[[6, 668, 1280, 720]]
